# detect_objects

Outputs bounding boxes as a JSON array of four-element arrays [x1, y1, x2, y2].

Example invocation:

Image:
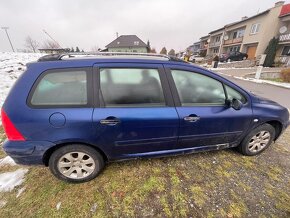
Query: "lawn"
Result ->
[[1, 126, 290, 217]]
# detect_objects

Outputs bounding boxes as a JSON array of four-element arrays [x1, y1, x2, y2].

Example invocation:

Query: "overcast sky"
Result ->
[[0, 0, 289, 52]]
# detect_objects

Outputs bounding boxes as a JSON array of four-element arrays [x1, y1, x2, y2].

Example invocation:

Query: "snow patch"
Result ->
[[56, 202, 61, 210], [0, 156, 17, 166], [16, 187, 26, 198], [0, 52, 42, 125], [0, 200, 7, 208], [0, 169, 28, 192]]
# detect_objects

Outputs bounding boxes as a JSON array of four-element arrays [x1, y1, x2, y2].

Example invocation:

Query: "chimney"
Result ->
[[241, 16, 248, 20], [275, 1, 285, 7]]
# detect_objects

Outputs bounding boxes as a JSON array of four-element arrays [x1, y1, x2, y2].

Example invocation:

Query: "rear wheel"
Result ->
[[238, 124, 275, 156], [49, 144, 105, 183]]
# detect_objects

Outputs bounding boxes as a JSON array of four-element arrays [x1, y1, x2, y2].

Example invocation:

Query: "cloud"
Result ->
[[0, 0, 286, 52]]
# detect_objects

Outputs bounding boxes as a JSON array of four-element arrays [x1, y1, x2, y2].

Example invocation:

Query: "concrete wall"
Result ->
[[108, 47, 148, 53]]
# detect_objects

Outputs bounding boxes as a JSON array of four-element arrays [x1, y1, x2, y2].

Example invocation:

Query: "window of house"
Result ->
[[215, 36, 221, 42], [232, 32, 237, 39], [100, 68, 165, 107], [250, 23, 260, 35], [237, 29, 245, 38], [30, 70, 88, 106], [171, 70, 226, 105], [213, 48, 219, 53], [133, 41, 139, 45], [281, 46, 290, 56]]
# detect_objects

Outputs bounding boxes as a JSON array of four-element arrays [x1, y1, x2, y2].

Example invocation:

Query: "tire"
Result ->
[[242, 56, 247, 60], [238, 123, 275, 156], [49, 144, 105, 183]]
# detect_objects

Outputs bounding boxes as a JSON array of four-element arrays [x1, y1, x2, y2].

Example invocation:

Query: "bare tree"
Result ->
[[25, 36, 39, 53], [42, 40, 60, 49]]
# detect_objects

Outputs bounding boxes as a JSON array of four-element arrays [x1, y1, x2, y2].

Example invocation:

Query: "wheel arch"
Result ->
[[42, 142, 109, 166], [265, 120, 283, 141]]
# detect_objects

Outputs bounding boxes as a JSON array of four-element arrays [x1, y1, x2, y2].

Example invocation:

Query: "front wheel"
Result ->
[[238, 124, 275, 156], [49, 144, 105, 183]]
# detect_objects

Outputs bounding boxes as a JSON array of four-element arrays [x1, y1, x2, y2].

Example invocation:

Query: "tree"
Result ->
[[263, 37, 279, 67], [160, 47, 167, 55], [150, 48, 157, 53], [81, 49, 84, 52], [76, 46, 80, 52], [42, 40, 60, 49], [168, 49, 176, 56], [24, 36, 39, 53], [147, 40, 151, 53], [71, 47, 75, 52]]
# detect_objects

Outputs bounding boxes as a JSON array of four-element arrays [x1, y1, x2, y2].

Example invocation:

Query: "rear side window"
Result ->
[[30, 70, 87, 106], [100, 68, 165, 107]]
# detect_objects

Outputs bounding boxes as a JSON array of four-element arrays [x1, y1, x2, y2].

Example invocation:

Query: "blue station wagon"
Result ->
[[2, 53, 289, 182]]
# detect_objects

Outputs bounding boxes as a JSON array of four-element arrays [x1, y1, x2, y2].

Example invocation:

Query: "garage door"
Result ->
[[247, 46, 257, 60]]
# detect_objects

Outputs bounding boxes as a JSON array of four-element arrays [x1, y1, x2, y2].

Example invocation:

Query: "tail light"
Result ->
[[1, 109, 25, 141]]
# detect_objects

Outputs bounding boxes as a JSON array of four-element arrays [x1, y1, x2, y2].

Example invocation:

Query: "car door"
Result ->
[[92, 63, 179, 159], [165, 64, 253, 149]]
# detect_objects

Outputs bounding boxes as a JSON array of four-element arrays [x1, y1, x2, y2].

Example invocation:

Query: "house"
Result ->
[[105, 35, 149, 53], [199, 35, 209, 56], [276, 3, 290, 65], [200, 1, 285, 60], [187, 42, 201, 55]]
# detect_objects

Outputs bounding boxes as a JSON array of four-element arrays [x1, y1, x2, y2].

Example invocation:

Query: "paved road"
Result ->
[[216, 73, 290, 108], [212, 67, 281, 77]]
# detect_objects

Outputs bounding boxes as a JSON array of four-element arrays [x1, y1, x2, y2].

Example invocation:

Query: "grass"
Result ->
[[1, 126, 290, 217]]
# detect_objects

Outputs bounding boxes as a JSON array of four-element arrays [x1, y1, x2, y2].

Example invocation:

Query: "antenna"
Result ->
[[43, 29, 62, 48]]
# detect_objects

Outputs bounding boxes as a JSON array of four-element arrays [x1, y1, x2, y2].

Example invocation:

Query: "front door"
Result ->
[[165, 65, 252, 149], [92, 63, 179, 159]]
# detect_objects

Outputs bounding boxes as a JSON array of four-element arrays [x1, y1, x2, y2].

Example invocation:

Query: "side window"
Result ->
[[225, 85, 247, 104], [100, 68, 165, 107], [30, 70, 87, 106], [171, 70, 226, 105]]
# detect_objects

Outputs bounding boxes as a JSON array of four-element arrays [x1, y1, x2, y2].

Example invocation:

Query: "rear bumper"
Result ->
[[2, 140, 55, 165]]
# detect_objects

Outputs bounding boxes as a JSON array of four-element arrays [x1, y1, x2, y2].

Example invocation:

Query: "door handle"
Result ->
[[100, 117, 120, 126], [184, 115, 200, 122]]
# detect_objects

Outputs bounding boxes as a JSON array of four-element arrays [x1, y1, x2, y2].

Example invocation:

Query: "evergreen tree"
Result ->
[[147, 40, 151, 53], [76, 46, 80, 52], [71, 47, 74, 52], [160, 47, 167, 55], [263, 37, 279, 67], [168, 49, 176, 56], [81, 49, 84, 52]]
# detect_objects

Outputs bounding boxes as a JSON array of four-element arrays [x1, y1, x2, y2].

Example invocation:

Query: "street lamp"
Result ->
[[1, 27, 15, 52]]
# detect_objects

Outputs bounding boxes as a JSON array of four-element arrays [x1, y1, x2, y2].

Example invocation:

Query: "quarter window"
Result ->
[[30, 70, 88, 106], [225, 85, 247, 104], [100, 68, 165, 107], [171, 70, 226, 105]]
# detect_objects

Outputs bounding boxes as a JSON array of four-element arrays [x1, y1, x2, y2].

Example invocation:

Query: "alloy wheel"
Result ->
[[248, 131, 271, 153]]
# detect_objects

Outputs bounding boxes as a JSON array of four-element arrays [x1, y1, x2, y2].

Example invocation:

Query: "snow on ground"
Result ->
[[0, 52, 42, 125], [0, 156, 17, 166], [0, 168, 28, 192]]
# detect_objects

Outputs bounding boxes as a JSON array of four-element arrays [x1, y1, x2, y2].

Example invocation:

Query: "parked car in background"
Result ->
[[220, 51, 248, 62], [189, 55, 204, 63], [2, 53, 289, 183]]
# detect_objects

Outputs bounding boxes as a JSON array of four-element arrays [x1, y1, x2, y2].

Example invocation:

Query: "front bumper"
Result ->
[[3, 140, 55, 165]]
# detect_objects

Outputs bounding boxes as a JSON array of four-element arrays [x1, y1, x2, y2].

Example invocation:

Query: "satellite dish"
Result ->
[[224, 35, 229, 40], [280, 26, 287, 34]]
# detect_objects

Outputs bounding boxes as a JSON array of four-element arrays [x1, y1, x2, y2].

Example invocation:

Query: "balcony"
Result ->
[[209, 41, 221, 48], [224, 37, 243, 45], [279, 33, 290, 42]]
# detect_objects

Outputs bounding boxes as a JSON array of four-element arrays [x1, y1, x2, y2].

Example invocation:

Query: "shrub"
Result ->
[[281, 68, 290, 82]]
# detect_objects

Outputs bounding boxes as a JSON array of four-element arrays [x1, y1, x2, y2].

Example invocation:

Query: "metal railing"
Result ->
[[224, 37, 243, 45], [279, 33, 290, 42]]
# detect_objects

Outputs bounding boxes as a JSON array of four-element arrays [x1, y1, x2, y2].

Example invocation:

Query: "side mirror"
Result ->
[[231, 98, 243, 110]]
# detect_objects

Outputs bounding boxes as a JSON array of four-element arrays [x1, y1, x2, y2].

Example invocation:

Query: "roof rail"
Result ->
[[37, 52, 188, 63]]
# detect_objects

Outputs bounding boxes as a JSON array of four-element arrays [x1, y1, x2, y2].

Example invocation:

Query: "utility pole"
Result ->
[[1, 27, 15, 52], [43, 29, 62, 48]]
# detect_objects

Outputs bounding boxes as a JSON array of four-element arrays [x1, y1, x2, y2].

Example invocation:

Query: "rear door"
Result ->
[[92, 63, 179, 159], [165, 64, 253, 149]]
